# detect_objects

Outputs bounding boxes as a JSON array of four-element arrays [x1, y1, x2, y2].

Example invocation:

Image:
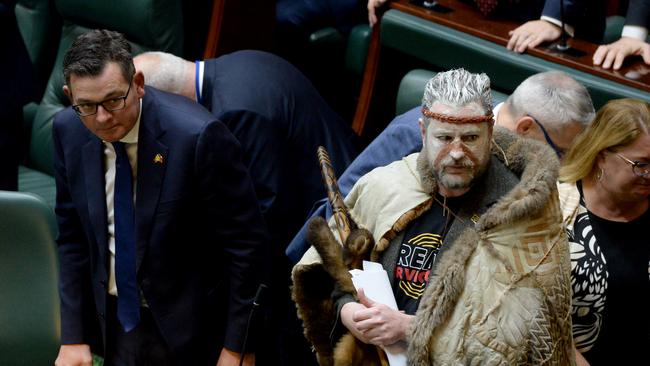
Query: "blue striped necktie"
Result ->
[[112, 141, 140, 332]]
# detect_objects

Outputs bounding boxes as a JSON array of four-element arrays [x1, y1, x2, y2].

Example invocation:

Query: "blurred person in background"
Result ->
[[558, 98, 650, 366]]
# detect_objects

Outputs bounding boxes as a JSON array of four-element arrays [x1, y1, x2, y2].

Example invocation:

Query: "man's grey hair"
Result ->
[[421, 68, 492, 118], [504, 71, 595, 132], [136, 51, 188, 94]]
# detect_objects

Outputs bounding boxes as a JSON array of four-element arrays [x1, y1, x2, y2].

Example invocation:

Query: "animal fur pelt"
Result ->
[[292, 217, 388, 365]]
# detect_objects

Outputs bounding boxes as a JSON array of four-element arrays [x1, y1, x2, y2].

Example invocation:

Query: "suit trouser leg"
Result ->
[[104, 296, 174, 366]]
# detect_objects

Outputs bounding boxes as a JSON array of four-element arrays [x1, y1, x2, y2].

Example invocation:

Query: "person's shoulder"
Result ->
[[210, 50, 303, 83], [53, 106, 79, 127], [214, 50, 289, 67], [142, 87, 238, 148], [380, 107, 422, 139], [53, 106, 90, 140], [356, 153, 420, 190], [145, 86, 216, 126]]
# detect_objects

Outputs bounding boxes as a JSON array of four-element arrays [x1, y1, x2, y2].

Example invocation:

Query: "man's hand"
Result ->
[[54, 344, 92, 366], [593, 37, 650, 70], [341, 289, 412, 346], [341, 300, 372, 344], [368, 0, 389, 27], [507, 20, 561, 53], [216, 348, 254, 366]]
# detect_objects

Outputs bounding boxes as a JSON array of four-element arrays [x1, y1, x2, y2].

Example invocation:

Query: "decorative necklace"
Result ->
[[433, 195, 465, 235]]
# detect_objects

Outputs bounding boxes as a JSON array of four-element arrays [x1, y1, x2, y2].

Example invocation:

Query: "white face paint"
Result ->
[[420, 102, 492, 196]]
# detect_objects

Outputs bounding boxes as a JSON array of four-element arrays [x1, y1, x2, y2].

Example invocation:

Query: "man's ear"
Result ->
[[133, 70, 146, 97], [515, 116, 535, 136], [62, 85, 72, 101], [419, 118, 427, 143]]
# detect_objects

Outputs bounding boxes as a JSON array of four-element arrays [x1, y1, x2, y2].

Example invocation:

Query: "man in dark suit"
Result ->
[[593, 0, 650, 69], [53, 29, 267, 366], [509, 0, 650, 68], [134, 49, 359, 365], [506, 0, 607, 53]]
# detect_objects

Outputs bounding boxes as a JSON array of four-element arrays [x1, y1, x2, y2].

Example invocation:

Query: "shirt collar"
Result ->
[[196, 60, 204, 104]]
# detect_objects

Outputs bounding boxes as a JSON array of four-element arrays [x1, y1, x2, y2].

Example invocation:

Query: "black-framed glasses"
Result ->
[[615, 153, 650, 177], [528, 115, 563, 158], [72, 76, 133, 117]]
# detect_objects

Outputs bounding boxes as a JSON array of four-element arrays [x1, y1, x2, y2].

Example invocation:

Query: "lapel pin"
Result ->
[[153, 153, 164, 164]]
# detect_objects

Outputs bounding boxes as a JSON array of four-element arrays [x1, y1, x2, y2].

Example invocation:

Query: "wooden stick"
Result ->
[[317, 146, 356, 244]]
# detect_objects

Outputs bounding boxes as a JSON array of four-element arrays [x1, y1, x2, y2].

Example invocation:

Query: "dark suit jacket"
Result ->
[[541, 0, 607, 42], [200, 50, 359, 251], [53, 86, 267, 364], [626, 0, 650, 29]]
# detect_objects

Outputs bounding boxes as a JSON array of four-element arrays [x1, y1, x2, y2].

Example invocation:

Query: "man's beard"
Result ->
[[434, 157, 477, 190], [418, 139, 491, 194], [432, 145, 490, 191]]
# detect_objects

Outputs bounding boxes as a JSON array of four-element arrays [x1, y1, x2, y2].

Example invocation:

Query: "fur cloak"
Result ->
[[293, 127, 574, 365]]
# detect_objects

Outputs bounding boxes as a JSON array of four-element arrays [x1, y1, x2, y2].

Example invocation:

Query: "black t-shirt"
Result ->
[[393, 195, 460, 315], [582, 207, 650, 365]]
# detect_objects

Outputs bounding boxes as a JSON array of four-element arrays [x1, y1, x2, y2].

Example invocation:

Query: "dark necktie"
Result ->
[[112, 141, 140, 332], [474, 0, 498, 15]]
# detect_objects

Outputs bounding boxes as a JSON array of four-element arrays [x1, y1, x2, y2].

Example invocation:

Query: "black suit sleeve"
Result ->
[[541, 0, 607, 42], [194, 119, 269, 352], [218, 110, 286, 218], [52, 117, 97, 345], [625, 0, 650, 28], [541, 0, 586, 28]]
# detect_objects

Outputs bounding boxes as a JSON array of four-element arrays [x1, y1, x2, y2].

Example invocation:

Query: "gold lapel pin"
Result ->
[[153, 153, 164, 164]]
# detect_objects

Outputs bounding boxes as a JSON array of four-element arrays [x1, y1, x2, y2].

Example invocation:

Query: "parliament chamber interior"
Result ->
[[1, 0, 648, 365]]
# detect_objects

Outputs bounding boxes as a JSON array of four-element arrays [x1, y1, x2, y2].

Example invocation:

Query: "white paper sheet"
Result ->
[[349, 261, 407, 366]]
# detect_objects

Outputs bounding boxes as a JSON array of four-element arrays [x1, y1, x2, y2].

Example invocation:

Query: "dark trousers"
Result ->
[[104, 296, 174, 366]]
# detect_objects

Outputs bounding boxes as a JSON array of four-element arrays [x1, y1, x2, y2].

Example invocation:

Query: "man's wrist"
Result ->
[[622, 25, 648, 41], [540, 16, 574, 37]]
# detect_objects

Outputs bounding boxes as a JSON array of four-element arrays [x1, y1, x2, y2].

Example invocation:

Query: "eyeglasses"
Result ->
[[528, 115, 563, 158], [615, 153, 650, 177], [72, 76, 133, 117]]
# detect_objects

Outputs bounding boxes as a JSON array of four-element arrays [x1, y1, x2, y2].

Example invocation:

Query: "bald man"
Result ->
[[494, 70, 593, 157], [135, 49, 358, 366]]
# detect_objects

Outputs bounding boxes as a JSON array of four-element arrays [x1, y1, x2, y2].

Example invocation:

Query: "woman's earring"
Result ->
[[596, 168, 604, 182]]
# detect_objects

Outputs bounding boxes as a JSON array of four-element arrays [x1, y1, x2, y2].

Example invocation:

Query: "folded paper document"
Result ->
[[349, 261, 407, 366]]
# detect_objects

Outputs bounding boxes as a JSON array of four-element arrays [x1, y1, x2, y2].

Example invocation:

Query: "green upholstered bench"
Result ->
[[0, 190, 59, 365], [345, 24, 372, 77], [18, 166, 56, 208], [380, 9, 650, 109], [309, 24, 371, 77], [602, 15, 650, 44]]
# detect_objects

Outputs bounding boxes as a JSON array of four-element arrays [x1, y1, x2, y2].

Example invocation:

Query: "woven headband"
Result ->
[[421, 107, 494, 124]]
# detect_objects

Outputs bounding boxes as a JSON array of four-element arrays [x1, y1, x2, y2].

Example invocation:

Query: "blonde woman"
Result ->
[[559, 98, 650, 366]]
